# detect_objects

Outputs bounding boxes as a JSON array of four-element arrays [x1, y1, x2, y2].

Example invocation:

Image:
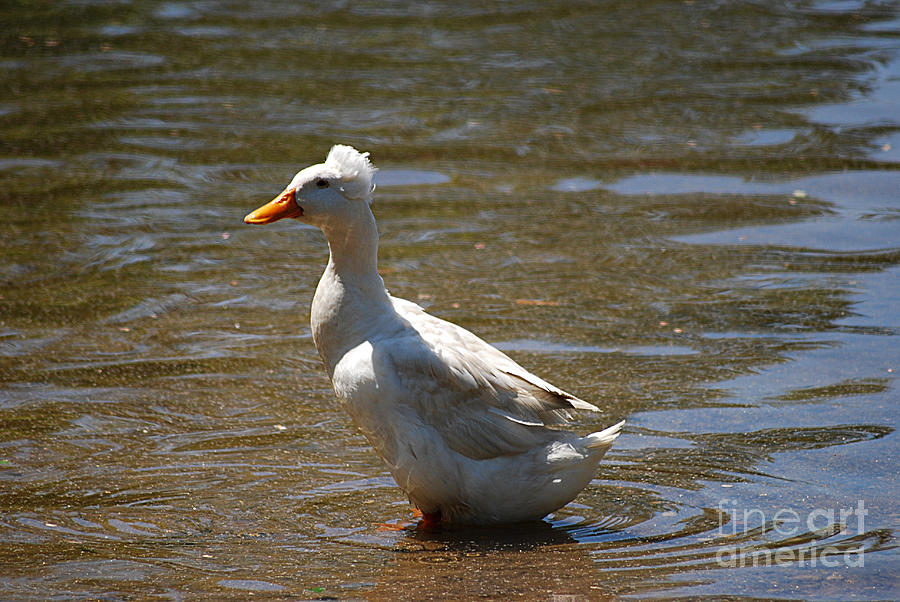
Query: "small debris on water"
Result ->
[[516, 299, 560, 306]]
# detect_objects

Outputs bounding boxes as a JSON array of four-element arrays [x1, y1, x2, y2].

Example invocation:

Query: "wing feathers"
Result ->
[[383, 297, 611, 461]]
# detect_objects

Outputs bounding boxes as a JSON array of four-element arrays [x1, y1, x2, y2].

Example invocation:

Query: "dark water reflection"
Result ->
[[2, 0, 899, 598]]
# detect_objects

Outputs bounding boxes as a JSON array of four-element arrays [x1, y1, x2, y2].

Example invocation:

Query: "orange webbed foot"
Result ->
[[417, 509, 443, 530], [375, 508, 443, 532]]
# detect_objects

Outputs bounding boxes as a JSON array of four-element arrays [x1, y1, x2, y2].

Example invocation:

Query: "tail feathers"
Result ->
[[583, 420, 626, 449], [568, 397, 601, 412]]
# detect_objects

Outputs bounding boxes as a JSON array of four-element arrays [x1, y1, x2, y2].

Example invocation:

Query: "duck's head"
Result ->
[[243, 144, 376, 228]]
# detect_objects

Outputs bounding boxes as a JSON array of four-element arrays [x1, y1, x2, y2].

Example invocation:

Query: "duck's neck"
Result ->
[[311, 207, 392, 374], [321, 208, 382, 288]]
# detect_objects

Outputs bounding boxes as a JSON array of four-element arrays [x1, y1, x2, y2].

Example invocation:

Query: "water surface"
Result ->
[[1, 1, 898, 598]]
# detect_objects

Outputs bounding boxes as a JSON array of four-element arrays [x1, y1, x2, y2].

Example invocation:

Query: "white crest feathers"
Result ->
[[325, 145, 377, 201]]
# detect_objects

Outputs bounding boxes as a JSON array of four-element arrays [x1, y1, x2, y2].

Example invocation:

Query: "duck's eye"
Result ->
[[316, 179, 329, 189]]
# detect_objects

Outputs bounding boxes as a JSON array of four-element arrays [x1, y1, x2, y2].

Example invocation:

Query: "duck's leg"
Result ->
[[418, 509, 442, 529]]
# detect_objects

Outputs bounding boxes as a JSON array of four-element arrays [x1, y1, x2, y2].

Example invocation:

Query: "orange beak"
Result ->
[[243, 188, 302, 225]]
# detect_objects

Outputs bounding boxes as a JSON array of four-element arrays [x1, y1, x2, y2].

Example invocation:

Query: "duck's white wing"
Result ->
[[381, 297, 600, 460]]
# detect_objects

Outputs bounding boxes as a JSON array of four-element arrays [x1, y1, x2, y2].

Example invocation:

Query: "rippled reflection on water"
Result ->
[[2, 0, 899, 598]]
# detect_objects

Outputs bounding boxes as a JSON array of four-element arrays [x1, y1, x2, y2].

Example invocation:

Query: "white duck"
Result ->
[[244, 145, 624, 525]]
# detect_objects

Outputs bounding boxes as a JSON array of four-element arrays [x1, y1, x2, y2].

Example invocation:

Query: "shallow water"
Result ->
[[1, 1, 899, 599]]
